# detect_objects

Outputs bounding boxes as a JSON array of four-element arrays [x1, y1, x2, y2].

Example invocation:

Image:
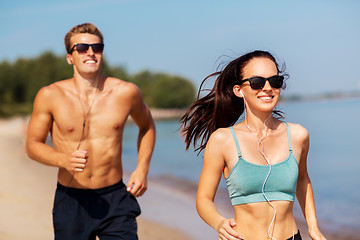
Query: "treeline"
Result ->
[[0, 51, 196, 117]]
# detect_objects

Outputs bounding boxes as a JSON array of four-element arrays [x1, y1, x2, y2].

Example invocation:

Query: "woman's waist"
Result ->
[[233, 201, 297, 235]]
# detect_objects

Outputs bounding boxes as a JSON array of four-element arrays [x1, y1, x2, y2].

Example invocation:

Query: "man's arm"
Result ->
[[126, 84, 156, 197], [26, 86, 87, 173]]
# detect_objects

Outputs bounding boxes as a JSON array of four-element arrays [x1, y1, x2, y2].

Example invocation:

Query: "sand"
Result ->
[[0, 117, 195, 240], [0, 116, 358, 240]]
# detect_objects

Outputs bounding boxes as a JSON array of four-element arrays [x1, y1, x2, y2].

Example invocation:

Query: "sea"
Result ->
[[122, 98, 360, 234]]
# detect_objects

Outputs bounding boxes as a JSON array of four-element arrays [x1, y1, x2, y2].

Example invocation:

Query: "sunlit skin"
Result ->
[[196, 58, 326, 239], [26, 33, 155, 196]]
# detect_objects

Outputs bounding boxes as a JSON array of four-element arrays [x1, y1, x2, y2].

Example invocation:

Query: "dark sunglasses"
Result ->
[[69, 43, 104, 54], [239, 75, 284, 90]]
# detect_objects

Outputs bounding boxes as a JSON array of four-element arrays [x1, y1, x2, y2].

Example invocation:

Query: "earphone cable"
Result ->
[[52, 77, 100, 212], [245, 114, 278, 240], [242, 94, 294, 240]]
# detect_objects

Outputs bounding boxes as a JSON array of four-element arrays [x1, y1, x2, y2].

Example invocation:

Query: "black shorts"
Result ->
[[52, 180, 141, 240], [242, 231, 301, 240], [287, 230, 302, 240]]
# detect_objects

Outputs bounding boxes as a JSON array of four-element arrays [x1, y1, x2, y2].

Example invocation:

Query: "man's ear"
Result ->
[[66, 54, 73, 65], [233, 85, 244, 98]]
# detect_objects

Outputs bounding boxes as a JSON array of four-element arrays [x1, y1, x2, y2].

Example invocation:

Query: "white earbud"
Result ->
[[240, 90, 244, 98]]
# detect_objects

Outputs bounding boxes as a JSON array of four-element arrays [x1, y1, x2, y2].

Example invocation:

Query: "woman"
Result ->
[[180, 50, 326, 240]]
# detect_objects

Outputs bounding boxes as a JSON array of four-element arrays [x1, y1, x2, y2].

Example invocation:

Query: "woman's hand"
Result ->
[[309, 228, 327, 240], [217, 218, 243, 240]]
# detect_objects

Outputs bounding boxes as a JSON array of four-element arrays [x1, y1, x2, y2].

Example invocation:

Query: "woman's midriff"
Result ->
[[233, 201, 298, 240]]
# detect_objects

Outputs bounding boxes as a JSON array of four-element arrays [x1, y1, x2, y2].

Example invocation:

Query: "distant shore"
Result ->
[[126, 108, 186, 122], [282, 91, 360, 102], [148, 94, 360, 120], [150, 108, 186, 120]]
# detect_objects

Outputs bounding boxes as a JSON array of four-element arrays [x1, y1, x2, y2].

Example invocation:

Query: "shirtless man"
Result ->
[[26, 23, 156, 239]]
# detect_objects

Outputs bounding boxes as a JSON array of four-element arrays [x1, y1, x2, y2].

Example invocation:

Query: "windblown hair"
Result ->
[[64, 23, 104, 53], [180, 50, 286, 153]]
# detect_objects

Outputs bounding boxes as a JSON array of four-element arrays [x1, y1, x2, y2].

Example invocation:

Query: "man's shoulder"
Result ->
[[107, 77, 137, 88], [106, 77, 141, 97], [38, 79, 70, 95], [34, 80, 73, 104], [32, 79, 72, 111]]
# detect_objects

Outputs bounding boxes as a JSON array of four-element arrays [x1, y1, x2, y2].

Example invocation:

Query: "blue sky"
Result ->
[[1, 0, 359, 96]]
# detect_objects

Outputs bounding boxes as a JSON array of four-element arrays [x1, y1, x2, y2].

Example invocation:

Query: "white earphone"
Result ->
[[240, 90, 244, 98]]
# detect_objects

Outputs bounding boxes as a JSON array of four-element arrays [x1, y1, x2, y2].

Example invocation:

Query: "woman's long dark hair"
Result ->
[[180, 50, 285, 153]]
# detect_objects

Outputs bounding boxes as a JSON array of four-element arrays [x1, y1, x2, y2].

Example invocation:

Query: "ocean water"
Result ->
[[122, 98, 360, 231]]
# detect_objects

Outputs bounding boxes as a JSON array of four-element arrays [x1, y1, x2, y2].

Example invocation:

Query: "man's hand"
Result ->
[[65, 150, 88, 172], [126, 169, 147, 197]]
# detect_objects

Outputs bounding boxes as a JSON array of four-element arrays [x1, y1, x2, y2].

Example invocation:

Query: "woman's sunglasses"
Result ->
[[69, 43, 104, 54], [239, 75, 284, 90]]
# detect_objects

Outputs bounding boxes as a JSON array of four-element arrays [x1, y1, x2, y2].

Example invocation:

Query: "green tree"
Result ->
[[131, 70, 156, 106], [130, 71, 195, 108], [103, 61, 128, 81], [151, 73, 195, 108], [0, 51, 196, 116], [0, 60, 16, 103]]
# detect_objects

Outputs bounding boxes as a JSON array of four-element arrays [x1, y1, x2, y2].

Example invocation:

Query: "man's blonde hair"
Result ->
[[64, 23, 104, 53]]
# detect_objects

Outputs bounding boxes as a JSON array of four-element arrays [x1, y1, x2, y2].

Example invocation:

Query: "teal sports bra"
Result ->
[[225, 122, 299, 206]]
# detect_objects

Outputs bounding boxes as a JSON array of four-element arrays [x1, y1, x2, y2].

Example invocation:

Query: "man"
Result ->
[[26, 23, 156, 239]]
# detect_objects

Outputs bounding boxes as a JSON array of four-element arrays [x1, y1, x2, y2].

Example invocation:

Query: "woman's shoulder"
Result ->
[[205, 127, 235, 160], [208, 127, 233, 146], [286, 122, 309, 142]]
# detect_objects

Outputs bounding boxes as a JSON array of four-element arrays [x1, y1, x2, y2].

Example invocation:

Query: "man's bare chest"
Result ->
[[51, 96, 132, 137]]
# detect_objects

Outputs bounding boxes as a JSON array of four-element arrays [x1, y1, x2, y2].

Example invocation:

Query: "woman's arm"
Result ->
[[196, 130, 242, 240], [295, 126, 326, 240]]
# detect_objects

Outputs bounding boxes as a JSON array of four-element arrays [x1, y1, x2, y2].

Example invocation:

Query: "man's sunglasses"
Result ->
[[239, 75, 284, 90], [69, 43, 104, 54]]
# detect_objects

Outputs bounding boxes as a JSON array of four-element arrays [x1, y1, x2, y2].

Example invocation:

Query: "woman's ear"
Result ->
[[66, 54, 73, 65], [233, 85, 244, 98]]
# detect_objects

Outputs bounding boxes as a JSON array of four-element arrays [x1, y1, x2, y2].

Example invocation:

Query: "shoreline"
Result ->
[[150, 108, 187, 120]]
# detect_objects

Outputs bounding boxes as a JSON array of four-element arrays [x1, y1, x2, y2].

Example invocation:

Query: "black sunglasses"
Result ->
[[239, 75, 284, 90], [69, 43, 104, 54]]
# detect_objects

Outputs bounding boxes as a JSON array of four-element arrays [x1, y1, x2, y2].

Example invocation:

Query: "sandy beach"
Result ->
[[0, 116, 358, 240], [0, 117, 194, 240]]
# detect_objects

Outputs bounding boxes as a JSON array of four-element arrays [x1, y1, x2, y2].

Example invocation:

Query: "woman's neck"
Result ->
[[244, 109, 275, 131]]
